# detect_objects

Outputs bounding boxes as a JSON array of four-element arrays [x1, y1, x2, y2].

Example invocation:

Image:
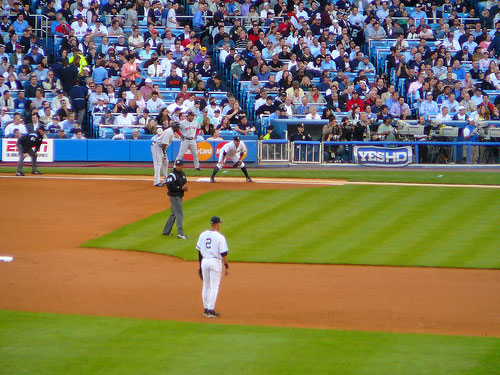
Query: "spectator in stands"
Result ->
[[436, 106, 452, 122], [111, 127, 125, 140], [389, 97, 410, 119], [147, 91, 166, 113], [13, 14, 29, 34], [1, 90, 14, 110], [14, 91, 26, 111], [420, 91, 439, 118], [441, 93, 460, 112], [305, 106, 321, 120], [235, 115, 255, 135], [24, 74, 42, 98]]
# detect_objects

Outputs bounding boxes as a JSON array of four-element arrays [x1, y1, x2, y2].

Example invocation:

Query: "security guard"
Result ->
[[163, 159, 189, 239], [16, 125, 46, 176]]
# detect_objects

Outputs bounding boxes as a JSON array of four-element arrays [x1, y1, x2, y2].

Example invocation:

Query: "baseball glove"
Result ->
[[198, 268, 203, 281], [232, 160, 242, 168]]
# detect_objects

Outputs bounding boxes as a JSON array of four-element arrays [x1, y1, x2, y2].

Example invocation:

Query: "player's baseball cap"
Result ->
[[233, 136, 241, 141], [175, 159, 184, 166], [210, 216, 222, 224]]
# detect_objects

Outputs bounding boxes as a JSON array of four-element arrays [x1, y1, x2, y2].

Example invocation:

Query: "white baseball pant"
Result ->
[[151, 142, 168, 185], [201, 258, 222, 310], [176, 139, 200, 168], [217, 152, 245, 170]]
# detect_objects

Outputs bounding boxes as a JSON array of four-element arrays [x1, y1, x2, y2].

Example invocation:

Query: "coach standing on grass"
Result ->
[[16, 124, 45, 176], [163, 159, 189, 239]]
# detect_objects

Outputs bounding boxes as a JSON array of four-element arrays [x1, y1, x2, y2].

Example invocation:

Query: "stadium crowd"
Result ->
[[1, 0, 500, 162]]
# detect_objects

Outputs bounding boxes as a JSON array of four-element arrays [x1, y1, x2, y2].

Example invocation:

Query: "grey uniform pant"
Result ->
[[163, 195, 185, 236], [17, 144, 39, 173], [176, 139, 199, 168], [151, 142, 168, 185]]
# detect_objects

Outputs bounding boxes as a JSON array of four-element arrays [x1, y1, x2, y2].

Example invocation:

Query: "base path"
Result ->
[[0, 176, 499, 337]]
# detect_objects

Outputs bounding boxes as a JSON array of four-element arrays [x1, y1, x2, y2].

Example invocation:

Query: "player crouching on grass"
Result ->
[[210, 136, 253, 183]]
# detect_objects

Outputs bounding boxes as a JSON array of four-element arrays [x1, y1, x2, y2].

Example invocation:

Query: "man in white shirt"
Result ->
[[167, 2, 180, 28], [89, 18, 108, 37], [114, 109, 136, 127], [146, 91, 166, 112], [196, 216, 229, 318], [70, 15, 89, 38], [210, 136, 253, 182], [435, 106, 452, 122]]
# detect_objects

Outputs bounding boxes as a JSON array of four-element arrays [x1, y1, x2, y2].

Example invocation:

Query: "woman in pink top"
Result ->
[[121, 55, 141, 82]]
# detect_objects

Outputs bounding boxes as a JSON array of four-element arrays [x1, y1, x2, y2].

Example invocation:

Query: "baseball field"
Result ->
[[1, 167, 500, 374]]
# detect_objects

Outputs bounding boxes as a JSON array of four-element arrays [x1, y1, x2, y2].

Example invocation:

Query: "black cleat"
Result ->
[[16, 172, 25, 176], [210, 177, 216, 183], [195, 168, 201, 171], [246, 177, 253, 182], [203, 309, 209, 317], [206, 310, 220, 317], [32, 171, 43, 175]]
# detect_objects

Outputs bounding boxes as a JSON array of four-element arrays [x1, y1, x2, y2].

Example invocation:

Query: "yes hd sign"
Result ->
[[353, 146, 413, 167]]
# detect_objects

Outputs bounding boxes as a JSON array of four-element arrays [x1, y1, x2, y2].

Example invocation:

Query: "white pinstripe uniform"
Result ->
[[196, 229, 228, 311], [217, 140, 247, 169], [175, 117, 200, 168]]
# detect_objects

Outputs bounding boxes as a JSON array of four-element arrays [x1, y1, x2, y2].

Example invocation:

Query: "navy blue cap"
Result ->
[[210, 216, 222, 224]]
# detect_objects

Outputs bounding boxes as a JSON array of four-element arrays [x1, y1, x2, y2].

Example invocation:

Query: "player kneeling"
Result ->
[[210, 136, 253, 183]]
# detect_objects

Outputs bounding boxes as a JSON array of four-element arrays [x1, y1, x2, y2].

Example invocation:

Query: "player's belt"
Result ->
[[185, 137, 194, 140]]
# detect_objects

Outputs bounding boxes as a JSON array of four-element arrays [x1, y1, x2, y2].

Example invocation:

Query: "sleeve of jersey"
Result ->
[[219, 236, 229, 255], [166, 174, 179, 191]]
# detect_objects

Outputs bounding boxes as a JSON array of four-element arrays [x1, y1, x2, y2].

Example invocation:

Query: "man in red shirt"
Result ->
[[346, 91, 365, 111]]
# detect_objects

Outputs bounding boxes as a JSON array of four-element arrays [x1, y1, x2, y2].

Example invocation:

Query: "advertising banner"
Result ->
[[2, 138, 54, 162], [353, 146, 413, 167]]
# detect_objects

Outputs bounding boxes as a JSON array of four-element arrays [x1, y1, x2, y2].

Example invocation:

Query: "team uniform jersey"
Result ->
[[157, 127, 175, 146], [178, 119, 199, 139], [220, 140, 247, 158], [196, 230, 229, 259]]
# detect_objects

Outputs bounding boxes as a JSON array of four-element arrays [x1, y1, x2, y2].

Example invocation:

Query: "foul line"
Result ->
[[0, 174, 499, 189]]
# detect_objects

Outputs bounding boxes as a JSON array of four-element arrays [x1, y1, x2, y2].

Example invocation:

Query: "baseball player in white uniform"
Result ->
[[210, 136, 253, 182], [175, 111, 201, 170], [151, 128, 173, 187], [196, 216, 229, 318]]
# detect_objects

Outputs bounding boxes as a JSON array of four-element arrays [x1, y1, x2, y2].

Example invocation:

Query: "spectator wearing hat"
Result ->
[[51, 89, 71, 111], [55, 17, 72, 36], [89, 18, 108, 38], [70, 15, 88, 38], [453, 106, 469, 121], [47, 115, 62, 133], [0, 106, 11, 124]]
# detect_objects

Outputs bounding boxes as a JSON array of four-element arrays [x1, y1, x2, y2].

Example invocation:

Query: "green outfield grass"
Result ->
[[1, 310, 499, 375], [83, 185, 500, 269], [1, 165, 500, 185]]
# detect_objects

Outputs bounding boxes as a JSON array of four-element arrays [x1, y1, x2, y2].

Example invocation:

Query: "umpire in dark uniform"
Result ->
[[163, 159, 189, 239], [16, 124, 46, 176]]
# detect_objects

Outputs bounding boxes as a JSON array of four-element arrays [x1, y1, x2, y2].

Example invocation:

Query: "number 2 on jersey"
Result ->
[[205, 238, 212, 249]]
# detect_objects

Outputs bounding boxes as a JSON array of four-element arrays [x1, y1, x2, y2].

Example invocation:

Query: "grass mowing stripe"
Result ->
[[2, 310, 500, 375], [360, 188, 442, 264], [436, 191, 500, 268], [84, 185, 500, 268], [408, 190, 498, 268], [333, 186, 418, 263], [385, 188, 471, 266]]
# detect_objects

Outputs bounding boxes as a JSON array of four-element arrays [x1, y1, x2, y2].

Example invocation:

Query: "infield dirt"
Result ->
[[0, 175, 499, 337]]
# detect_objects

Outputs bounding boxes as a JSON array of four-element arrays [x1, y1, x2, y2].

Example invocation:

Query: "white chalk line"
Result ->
[[0, 174, 499, 189]]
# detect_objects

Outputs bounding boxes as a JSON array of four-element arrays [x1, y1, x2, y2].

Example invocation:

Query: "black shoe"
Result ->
[[246, 177, 253, 182], [206, 310, 220, 317], [32, 171, 43, 175], [177, 234, 189, 239], [16, 172, 25, 176], [210, 177, 216, 183], [203, 309, 209, 317], [195, 168, 201, 171], [154, 183, 164, 187]]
